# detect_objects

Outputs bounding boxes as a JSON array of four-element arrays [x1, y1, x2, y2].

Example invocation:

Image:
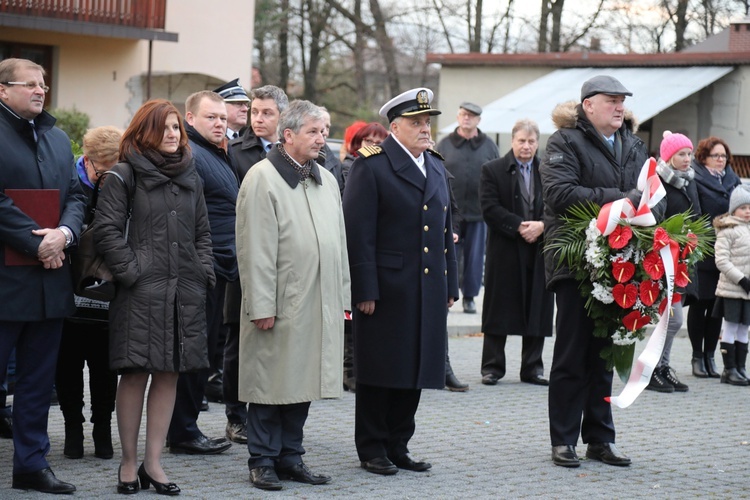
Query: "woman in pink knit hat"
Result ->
[[647, 131, 701, 393]]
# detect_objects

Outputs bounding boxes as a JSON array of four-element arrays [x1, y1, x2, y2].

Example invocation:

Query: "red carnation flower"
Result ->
[[608, 224, 633, 250], [612, 259, 636, 283], [613, 283, 638, 309], [639, 280, 660, 306], [642, 251, 664, 280], [623, 310, 651, 332], [653, 227, 670, 251]]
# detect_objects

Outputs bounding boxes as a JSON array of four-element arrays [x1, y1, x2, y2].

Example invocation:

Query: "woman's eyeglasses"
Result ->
[[708, 154, 728, 160], [362, 138, 382, 146]]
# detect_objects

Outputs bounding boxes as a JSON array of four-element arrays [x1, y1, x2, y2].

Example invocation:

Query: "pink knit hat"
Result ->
[[660, 131, 693, 162]]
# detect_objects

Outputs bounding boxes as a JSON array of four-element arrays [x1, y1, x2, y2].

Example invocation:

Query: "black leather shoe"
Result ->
[[521, 375, 549, 386], [586, 442, 631, 466], [117, 465, 140, 495], [250, 466, 283, 491], [169, 434, 232, 455], [463, 298, 476, 314], [12, 467, 76, 494], [277, 462, 331, 484], [551, 445, 579, 467], [0, 414, 12, 439], [389, 454, 432, 472], [138, 463, 180, 495], [481, 373, 499, 385], [360, 456, 398, 475], [200, 395, 209, 411]]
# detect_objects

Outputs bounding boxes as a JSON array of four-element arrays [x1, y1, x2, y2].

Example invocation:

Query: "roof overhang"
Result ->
[[0, 13, 178, 42], [440, 66, 735, 136]]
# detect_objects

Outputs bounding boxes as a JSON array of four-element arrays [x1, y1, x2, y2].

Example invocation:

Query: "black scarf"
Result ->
[[142, 148, 192, 178]]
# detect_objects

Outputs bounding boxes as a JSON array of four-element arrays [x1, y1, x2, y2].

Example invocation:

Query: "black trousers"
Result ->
[[246, 401, 310, 469], [0, 319, 63, 473], [355, 383, 421, 461], [687, 297, 722, 356], [548, 280, 615, 446], [481, 334, 545, 380], [55, 319, 116, 426], [168, 277, 226, 443], [222, 321, 247, 426]]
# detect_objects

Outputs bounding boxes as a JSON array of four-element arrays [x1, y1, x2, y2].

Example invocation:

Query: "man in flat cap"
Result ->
[[214, 78, 250, 140], [437, 103, 498, 319], [540, 75, 663, 468], [343, 88, 459, 475]]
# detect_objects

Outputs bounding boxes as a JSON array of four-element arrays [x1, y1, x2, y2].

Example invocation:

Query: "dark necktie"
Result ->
[[520, 163, 531, 192]]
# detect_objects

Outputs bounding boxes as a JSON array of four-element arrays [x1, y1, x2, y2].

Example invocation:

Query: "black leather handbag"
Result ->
[[71, 167, 133, 302]]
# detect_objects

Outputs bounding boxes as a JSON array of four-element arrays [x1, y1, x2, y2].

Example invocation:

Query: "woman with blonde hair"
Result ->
[[56, 126, 122, 461], [95, 99, 215, 495]]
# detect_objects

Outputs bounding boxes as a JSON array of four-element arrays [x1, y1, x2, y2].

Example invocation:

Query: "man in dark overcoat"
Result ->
[[343, 88, 459, 476], [0, 58, 85, 493], [479, 119, 553, 387]]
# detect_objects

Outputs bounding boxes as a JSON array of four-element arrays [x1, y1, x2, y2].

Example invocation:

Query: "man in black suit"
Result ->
[[343, 88, 459, 475], [479, 119, 553, 387], [0, 58, 86, 493]]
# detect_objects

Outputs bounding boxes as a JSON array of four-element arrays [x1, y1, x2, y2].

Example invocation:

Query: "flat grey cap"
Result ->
[[580, 75, 632, 101], [459, 102, 482, 115]]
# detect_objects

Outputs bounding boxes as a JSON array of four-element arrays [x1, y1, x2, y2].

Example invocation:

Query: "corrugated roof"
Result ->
[[439, 66, 734, 136], [426, 51, 750, 67]]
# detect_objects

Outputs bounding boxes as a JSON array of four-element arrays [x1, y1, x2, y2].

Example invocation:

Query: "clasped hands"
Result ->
[[32, 228, 67, 269], [518, 220, 544, 244]]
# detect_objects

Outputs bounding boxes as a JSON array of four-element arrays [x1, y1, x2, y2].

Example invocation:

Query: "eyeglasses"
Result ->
[[1, 81, 50, 93], [362, 138, 382, 146], [228, 102, 250, 109], [88, 159, 107, 177], [708, 154, 728, 160]]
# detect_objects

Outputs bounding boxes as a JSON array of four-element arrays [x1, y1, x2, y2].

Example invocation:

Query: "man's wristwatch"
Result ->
[[58, 226, 73, 248]]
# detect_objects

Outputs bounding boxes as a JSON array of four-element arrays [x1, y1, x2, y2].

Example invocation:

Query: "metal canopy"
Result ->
[[440, 66, 735, 136]]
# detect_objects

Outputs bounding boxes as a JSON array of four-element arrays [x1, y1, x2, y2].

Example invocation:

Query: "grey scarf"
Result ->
[[656, 159, 694, 190]]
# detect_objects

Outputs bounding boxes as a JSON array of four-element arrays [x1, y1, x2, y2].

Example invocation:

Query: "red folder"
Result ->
[[4, 189, 60, 266]]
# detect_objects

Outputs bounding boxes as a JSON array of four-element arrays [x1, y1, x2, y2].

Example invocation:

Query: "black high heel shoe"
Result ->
[[117, 465, 140, 495], [138, 463, 180, 496]]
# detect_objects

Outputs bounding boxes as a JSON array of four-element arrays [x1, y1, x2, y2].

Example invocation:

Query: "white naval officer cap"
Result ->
[[379, 88, 441, 123]]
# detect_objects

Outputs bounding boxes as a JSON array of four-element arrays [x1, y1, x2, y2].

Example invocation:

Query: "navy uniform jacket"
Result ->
[[343, 134, 459, 389], [0, 103, 86, 321]]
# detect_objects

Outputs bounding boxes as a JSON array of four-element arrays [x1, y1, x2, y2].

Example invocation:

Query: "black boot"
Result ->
[[691, 353, 708, 378], [705, 352, 721, 378], [735, 342, 749, 381], [661, 366, 688, 392], [92, 422, 113, 459], [445, 362, 469, 392], [720, 343, 749, 386], [63, 422, 84, 459]]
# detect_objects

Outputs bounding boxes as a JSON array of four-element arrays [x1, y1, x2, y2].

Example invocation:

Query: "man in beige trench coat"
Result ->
[[235, 100, 350, 491]]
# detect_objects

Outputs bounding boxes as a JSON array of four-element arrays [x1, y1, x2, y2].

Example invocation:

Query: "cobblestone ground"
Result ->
[[1, 331, 749, 499]]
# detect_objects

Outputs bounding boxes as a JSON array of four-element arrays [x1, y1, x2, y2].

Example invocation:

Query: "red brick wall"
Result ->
[[730, 23, 750, 52]]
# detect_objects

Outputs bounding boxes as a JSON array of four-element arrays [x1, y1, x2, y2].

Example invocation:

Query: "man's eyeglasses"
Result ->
[[1, 81, 50, 93], [708, 154, 728, 160]]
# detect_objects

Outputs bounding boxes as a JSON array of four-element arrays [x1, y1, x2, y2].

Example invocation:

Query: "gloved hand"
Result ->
[[624, 189, 642, 206], [740, 277, 750, 293]]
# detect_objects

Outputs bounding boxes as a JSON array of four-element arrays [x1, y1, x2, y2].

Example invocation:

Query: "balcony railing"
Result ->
[[0, 0, 167, 30]]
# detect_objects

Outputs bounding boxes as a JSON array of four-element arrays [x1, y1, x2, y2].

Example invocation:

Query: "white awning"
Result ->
[[440, 66, 735, 136]]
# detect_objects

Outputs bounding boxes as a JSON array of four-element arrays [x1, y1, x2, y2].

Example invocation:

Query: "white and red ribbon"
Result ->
[[594, 157, 671, 409]]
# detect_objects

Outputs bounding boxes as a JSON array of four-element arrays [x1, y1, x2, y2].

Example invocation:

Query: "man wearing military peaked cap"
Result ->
[[343, 88, 458, 476], [214, 78, 250, 140]]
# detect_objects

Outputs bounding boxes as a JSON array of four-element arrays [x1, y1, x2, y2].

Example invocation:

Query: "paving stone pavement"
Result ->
[[1, 303, 749, 498]]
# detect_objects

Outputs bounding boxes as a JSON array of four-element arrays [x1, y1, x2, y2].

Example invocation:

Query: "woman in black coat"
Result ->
[[688, 136, 741, 378], [95, 100, 215, 495]]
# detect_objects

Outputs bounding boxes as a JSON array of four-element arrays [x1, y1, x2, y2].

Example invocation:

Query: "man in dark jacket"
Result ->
[[214, 78, 250, 140], [436, 102, 499, 313], [344, 88, 459, 475], [0, 58, 85, 494], [223, 85, 288, 444], [540, 75, 661, 469], [479, 119, 552, 387], [167, 91, 235, 455]]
